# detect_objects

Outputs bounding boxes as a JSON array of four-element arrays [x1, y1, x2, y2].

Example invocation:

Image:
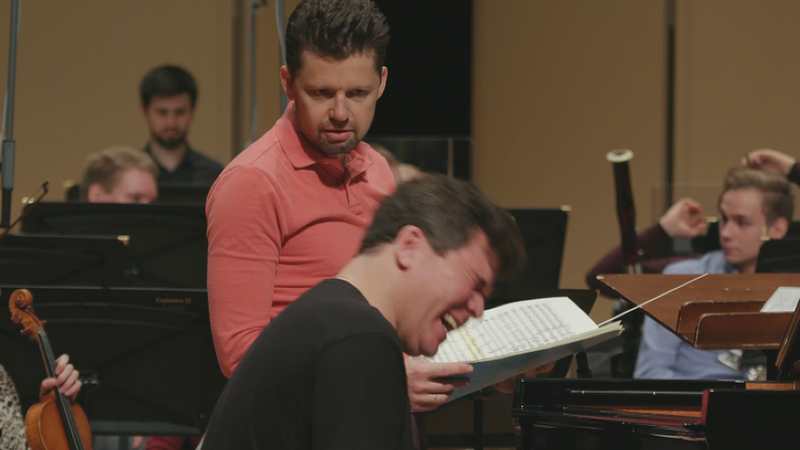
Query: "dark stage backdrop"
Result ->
[[369, 0, 472, 137]]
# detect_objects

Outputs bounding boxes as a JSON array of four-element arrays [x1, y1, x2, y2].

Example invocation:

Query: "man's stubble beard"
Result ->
[[151, 129, 187, 150], [314, 132, 360, 158], [293, 104, 362, 158]]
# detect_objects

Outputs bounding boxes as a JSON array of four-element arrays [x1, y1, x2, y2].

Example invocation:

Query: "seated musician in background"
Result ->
[[587, 150, 800, 379], [584, 196, 710, 378], [0, 355, 81, 450], [586, 148, 800, 296], [586, 197, 709, 296], [80, 147, 157, 450], [372, 144, 425, 184], [139, 65, 223, 185], [202, 175, 526, 450], [81, 146, 159, 204], [634, 167, 793, 379]]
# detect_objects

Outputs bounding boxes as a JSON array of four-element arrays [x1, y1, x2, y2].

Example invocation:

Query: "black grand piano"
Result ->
[[512, 378, 798, 448], [512, 274, 800, 449]]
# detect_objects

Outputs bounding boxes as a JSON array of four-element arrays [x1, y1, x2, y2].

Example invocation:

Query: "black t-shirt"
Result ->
[[202, 279, 414, 450], [143, 144, 223, 185]]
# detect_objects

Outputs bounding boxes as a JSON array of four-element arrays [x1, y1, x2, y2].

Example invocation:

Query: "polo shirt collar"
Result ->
[[277, 101, 372, 177]]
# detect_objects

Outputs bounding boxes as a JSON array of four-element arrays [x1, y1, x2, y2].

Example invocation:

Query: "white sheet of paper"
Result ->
[[760, 286, 800, 312], [428, 297, 598, 363]]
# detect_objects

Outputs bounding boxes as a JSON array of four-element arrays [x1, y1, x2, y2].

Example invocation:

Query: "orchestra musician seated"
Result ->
[[138, 65, 223, 185], [0, 355, 82, 450], [81, 146, 159, 204], [590, 166, 794, 380], [633, 167, 793, 379]]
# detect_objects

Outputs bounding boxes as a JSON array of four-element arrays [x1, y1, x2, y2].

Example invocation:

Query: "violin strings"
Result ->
[[39, 329, 86, 450]]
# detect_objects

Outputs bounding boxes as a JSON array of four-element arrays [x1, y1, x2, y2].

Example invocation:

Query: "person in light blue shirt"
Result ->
[[634, 167, 793, 379], [634, 252, 741, 379]]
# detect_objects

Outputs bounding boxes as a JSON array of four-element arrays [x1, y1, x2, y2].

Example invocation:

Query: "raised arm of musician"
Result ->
[[742, 149, 797, 177], [585, 198, 705, 296], [658, 198, 707, 239], [39, 354, 82, 401]]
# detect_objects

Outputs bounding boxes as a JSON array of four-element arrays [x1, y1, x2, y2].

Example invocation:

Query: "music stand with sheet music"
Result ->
[[155, 184, 212, 204], [486, 208, 572, 378], [599, 273, 800, 378], [425, 289, 598, 450], [0, 234, 128, 286], [0, 285, 226, 436], [20, 202, 208, 288]]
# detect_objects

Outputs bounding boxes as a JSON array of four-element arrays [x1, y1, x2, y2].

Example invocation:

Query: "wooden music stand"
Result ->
[[598, 273, 800, 350], [776, 296, 800, 381]]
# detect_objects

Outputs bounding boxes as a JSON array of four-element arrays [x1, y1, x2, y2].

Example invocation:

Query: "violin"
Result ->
[[9, 288, 92, 450]]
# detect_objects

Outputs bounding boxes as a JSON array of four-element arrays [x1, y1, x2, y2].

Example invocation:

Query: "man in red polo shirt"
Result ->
[[206, 0, 472, 413]]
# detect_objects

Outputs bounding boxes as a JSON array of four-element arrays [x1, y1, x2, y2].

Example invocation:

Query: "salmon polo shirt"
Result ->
[[206, 102, 396, 376]]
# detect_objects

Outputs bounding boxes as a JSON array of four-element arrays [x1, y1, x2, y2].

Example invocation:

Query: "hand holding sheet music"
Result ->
[[424, 297, 622, 402]]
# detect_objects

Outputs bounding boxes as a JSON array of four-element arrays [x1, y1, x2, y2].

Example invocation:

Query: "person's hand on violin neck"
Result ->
[[39, 354, 82, 401]]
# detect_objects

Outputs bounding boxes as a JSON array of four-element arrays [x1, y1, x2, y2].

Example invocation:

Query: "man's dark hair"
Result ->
[[140, 65, 198, 109], [361, 175, 526, 281], [285, 0, 390, 77]]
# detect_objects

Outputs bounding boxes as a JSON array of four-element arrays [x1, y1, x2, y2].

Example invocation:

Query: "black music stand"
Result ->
[[425, 208, 571, 450], [20, 202, 208, 288], [694, 221, 800, 254], [0, 285, 226, 436], [155, 184, 212, 204], [0, 234, 127, 286], [483, 208, 571, 381], [757, 238, 800, 274], [489, 208, 568, 300]]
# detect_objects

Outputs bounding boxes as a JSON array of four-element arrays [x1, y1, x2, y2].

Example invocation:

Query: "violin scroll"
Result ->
[[8, 288, 44, 340]]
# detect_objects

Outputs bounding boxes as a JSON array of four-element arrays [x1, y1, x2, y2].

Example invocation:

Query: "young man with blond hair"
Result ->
[[82, 145, 159, 204], [635, 167, 793, 379]]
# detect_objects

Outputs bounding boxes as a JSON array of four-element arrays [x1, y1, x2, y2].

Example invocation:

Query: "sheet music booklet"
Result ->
[[424, 297, 622, 403]]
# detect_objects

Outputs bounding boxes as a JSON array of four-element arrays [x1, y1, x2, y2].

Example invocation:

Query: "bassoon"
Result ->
[[606, 149, 642, 274]]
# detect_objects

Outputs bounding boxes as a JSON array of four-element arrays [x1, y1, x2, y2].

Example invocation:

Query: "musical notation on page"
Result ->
[[429, 297, 601, 364], [422, 297, 622, 403]]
